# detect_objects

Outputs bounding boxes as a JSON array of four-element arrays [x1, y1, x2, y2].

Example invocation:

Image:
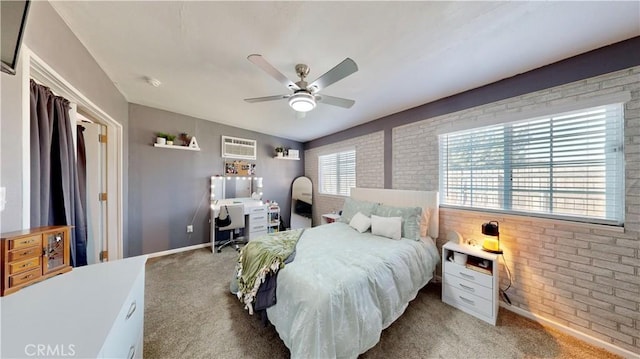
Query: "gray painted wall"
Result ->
[[0, 1, 128, 233], [127, 104, 304, 256]]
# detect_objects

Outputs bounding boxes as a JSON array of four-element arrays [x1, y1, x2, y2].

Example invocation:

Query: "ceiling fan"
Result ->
[[244, 54, 358, 113]]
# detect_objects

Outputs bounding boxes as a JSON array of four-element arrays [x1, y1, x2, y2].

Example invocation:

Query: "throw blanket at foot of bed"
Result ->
[[236, 228, 304, 314]]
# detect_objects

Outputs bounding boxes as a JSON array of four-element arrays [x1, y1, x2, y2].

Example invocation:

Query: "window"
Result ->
[[319, 150, 356, 196], [439, 104, 624, 225]]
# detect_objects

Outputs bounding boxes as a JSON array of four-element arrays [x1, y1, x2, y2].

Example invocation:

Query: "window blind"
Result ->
[[319, 150, 356, 196], [439, 104, 624, 225]]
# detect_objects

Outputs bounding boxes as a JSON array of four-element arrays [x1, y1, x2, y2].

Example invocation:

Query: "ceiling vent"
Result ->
[[222, 135, 257, 160]]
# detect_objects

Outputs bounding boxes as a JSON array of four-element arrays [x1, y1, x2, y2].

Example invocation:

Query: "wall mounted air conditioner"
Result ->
[[221, 135, 257, 160]]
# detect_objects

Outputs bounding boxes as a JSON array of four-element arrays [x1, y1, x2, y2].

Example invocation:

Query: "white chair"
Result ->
[[216, 204, 246, 252]]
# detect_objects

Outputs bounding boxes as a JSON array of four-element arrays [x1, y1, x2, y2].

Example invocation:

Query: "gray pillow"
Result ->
[[373, 204, 422, 240], [339, 198, 378, 224]]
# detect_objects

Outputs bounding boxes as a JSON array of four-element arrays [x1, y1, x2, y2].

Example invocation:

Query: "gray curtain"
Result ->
[[30, 79, 88, 266]]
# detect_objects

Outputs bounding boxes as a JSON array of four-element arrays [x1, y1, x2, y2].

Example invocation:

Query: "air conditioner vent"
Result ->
[[222, 136, 257, 160]]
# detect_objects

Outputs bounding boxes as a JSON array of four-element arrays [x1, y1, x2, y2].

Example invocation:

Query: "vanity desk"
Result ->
[[210, 198, 268, 250]]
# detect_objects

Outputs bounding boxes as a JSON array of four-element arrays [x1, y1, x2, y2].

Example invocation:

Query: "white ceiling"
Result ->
[[50, 1, 640, 142]]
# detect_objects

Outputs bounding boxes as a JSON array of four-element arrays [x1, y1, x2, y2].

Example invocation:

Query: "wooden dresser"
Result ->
[[0, 226, 72, 296]]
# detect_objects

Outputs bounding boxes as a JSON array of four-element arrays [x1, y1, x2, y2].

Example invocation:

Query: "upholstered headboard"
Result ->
[[350, 188, 439, 239]]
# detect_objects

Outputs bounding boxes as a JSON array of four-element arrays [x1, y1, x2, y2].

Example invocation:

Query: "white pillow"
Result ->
[[371, 215, 402, 240], [349, 212, 371, 233]]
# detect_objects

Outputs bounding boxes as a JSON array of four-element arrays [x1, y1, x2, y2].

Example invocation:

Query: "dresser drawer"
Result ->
[[248, 229, 268, 240], [444, 272, 494, 300], [443, 283, 493, 318], [100, 270, 144, 358], [249, 213, 267, 225], [248, 206, 266, 215], [9, 235, 41, 250], [9, 257, 41, 275], [9, 267, 42, 287], [444, 261, 493, 288], [9, 246, 41, 262]]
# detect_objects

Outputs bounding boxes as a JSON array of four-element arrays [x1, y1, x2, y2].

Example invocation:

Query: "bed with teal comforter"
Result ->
[[263, 222, 440, 359]]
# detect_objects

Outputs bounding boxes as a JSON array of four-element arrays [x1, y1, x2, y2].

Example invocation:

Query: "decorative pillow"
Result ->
[[349, 212, 371, 233], [373, 205, 422, 240], [339, 198, 379, 224], [371, 215, 402, 240], [420, 207, 432, 237]]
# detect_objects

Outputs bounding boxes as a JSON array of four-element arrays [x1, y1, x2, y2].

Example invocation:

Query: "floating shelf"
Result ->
[[153, 143, 200, 151], [274, 156, 300, 160]]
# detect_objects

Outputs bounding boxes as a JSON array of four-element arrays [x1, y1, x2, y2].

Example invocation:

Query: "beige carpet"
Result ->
[[143, 248, 620, 359]]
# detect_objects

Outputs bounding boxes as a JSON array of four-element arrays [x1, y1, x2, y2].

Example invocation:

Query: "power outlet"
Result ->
[[186, 225, 193, 233]]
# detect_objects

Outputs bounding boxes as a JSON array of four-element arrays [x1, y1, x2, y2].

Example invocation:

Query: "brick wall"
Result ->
[[393, 67, 640, 354], [304, 131, 384, 225]]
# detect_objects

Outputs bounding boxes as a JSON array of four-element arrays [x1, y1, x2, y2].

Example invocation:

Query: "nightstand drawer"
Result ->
[[9, 235, 41, 250], [444, 261, 493, 288], [9, 257, 41, 275], [8, 247, 41, 262], [9, 267, 42, 287], [443, 284, 493, 318], [445, 272, 493, 300]]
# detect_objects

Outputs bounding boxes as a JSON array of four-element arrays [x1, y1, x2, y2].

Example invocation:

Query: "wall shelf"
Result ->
[[154, 143, 200, 151], [274, 156, 299, 160]]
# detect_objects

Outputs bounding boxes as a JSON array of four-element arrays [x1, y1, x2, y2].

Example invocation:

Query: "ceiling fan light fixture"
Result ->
[[289, 92, 316, 112]]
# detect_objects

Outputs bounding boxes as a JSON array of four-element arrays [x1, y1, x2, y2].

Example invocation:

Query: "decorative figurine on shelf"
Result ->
[[275, 146, 285, 157], [179, 132, 191, 146]]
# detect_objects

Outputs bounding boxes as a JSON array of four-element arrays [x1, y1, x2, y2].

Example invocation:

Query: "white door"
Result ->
[[80, 120, 108, 264]]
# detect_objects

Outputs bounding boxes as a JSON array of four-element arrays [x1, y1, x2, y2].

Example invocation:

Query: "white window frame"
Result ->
[[439, 103, 625, 226], [318, 149, 356, 197]]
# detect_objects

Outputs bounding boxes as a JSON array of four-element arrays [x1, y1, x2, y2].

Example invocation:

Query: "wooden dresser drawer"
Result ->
[[9, 257, 41, 275], [9, 235, 41, 250], [445, 272, 494, 300], [8, 247, 41, 262], [9, 267, 42, 287], [444, 261, 493, 288], [443, 283, 493, 319]]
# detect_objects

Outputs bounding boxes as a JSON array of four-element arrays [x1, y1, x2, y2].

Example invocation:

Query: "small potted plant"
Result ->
[[166, 134, 176, 146], [156, 132, 168, 145], [275, 146, 285, 157]]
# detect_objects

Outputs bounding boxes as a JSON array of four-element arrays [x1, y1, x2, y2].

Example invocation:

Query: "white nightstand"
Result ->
[[321, 213, 341, 224], [442, 241, 499, 325]]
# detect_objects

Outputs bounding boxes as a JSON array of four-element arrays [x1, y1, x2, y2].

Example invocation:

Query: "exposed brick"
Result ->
[[592, 323, 634, 345], [575, 278, 613, 294], [589, 306, 635, 327], [590, 291, 637, 311]]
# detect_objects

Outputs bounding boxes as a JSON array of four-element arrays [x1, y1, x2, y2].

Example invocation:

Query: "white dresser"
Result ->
[[0, 255, 148, 358], [442, 241, 499, 325]]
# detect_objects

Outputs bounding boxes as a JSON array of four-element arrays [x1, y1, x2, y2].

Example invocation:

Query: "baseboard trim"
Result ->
[[147, 243, 212, 259], [500, 303, 639, 359]]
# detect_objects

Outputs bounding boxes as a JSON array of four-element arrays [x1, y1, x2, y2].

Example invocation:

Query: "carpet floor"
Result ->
[[143, 247, 620, 359]]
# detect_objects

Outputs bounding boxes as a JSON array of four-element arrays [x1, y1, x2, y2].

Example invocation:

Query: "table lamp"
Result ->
[[481, 221, 503, 254]]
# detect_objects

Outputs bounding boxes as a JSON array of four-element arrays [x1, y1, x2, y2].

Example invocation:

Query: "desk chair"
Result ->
[[216, 204, 246, 252]]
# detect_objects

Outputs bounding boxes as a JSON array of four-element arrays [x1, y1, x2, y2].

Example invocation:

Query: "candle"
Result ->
[[483, 238, 500, 252]]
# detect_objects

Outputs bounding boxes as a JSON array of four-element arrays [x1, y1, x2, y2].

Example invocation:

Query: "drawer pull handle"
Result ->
[[459, 272, 475, 280], [254, 216, 265, 220], [128, 345, 136, 359], [459, 296, 475, 305], [125, 301, 137, 320], [459, 283, 475, 292], [23, 274, 33, 280], [21, 251, 31, 256], [20, 262, 32, 268]]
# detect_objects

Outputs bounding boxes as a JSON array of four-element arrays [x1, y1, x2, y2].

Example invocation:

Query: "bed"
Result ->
[[238, 188, 440, 359]]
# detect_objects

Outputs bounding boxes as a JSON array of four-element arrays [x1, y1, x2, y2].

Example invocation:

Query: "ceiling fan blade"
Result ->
[[308, 58, 358, 93], [244, 94, 290, 103], [316, 94, 355, 109], [247, 54, 299, 90]]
